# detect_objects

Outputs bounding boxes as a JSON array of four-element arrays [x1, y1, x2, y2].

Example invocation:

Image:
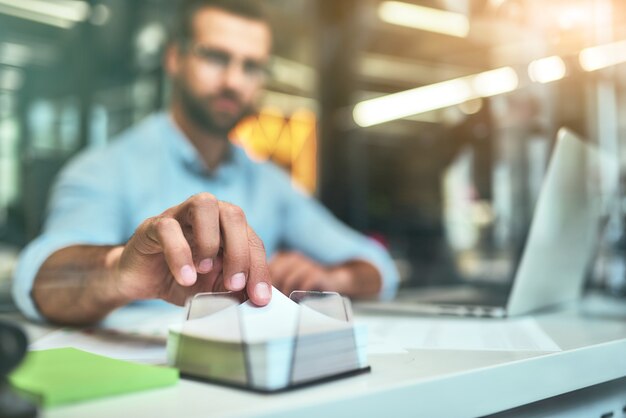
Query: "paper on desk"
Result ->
[[355, 316, 561, 352], [99, 302, 185, 340], [28, 302, 185, 364], [30, 329, 167, 364]]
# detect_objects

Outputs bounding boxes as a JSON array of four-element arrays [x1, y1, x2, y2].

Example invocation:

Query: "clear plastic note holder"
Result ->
[[167, 290, 370, 393]]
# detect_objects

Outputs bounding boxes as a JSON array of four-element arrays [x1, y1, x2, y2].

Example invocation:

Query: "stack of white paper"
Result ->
[[167, 287, 368, 391]]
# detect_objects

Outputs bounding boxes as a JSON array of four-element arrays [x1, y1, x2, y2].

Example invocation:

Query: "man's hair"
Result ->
[[170, 0, 269, 47]]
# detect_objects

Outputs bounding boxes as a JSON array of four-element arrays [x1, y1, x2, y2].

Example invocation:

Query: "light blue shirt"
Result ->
[[13, 112, 399, 320]]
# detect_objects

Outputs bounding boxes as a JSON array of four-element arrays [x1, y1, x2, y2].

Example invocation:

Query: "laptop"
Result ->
[[358, 128, 613, 318]]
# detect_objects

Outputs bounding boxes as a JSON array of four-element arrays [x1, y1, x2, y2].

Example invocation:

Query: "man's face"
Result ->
[[167, 8, 271, 136]]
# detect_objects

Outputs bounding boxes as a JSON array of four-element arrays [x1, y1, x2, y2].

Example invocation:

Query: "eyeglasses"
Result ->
[[187, 44, 270, 83]]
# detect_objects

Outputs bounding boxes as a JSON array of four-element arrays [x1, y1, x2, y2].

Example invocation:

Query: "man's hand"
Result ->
[[269, 251, 338, 297], [270, 251, 383, 299], [32, 192, 272, 325], [115, 193, 271, 307]]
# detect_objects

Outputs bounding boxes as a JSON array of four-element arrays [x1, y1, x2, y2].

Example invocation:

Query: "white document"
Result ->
[[27, 301, 184, 364], [30, 329, 167, 364], [356, 316, 561, 352], [99, 301, 185, 340]]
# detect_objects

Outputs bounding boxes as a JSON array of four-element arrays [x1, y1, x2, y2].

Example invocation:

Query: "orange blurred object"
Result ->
[[230, 108, 317, 193]]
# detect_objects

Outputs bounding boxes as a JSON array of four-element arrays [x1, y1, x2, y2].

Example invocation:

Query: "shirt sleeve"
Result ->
[[268, 165, 400, 300], [12, 148, 126, 321]]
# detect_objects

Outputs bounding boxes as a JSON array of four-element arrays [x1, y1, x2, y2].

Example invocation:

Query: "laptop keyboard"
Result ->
[[396, 285, 510, 307]]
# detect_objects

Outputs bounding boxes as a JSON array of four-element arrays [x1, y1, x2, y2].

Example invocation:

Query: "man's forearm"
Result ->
[[32, 245, 130, 325]]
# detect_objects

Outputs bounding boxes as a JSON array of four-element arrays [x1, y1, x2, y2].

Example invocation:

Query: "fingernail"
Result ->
[[230, 272, 246, 290], [254, 282, 271, 301], [180, 265, 197, 285], [198, 258, 213, 273]]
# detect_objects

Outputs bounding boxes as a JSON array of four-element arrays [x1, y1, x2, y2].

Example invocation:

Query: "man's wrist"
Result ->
[[104, 246, 132, 307]]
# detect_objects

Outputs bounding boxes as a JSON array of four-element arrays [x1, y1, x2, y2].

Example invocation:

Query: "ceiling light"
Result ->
[[378, 1, 470, 38], [0, 0, 90, 29], [579, 40, 626, 72], [353, 67, 518, 127], [472, 67, 518, 97], [528, 56, 566, 83]]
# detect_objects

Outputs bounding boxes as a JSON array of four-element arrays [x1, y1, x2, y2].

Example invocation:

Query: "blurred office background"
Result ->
[[2, 0, 626, 303]]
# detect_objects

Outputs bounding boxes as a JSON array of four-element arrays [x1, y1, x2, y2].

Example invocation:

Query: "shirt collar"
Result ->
[[157, 111, 244, 179]]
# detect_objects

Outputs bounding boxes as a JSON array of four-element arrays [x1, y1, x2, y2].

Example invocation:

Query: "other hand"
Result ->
[[269, 251, 345, 297]]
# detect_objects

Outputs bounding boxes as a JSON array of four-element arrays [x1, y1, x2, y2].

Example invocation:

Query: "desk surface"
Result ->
[[9, 294, 626, 418]]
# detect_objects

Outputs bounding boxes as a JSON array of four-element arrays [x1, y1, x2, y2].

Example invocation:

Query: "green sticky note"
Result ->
[[9, 348, 179, 407]]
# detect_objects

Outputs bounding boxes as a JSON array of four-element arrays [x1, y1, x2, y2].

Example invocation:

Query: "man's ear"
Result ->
[[164, 43, 181, 77]]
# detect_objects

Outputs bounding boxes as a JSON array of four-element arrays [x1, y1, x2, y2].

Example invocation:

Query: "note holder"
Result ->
[[167, 289, 370, 393]]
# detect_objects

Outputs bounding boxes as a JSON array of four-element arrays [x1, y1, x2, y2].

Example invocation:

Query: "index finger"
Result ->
[[218, 202, 251, 292], [245, 227, 272, 306]]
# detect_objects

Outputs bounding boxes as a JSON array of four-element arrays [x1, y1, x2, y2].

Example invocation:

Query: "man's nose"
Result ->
[[222, 62, 246, 91]]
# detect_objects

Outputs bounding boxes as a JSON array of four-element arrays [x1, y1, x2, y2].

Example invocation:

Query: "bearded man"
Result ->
[[13, 0, 398, 325]]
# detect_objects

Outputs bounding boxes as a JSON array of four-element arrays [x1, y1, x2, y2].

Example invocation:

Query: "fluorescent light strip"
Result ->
[[353, 67, 518, 127], [378, 1, 470, 38], [528, 56, 566, 83], [579, 40, 626, 72], [0, 4, 74, 28], [0, 0, 89, 28], [0, 0, 89, 21], [472, 67, 518, 97]]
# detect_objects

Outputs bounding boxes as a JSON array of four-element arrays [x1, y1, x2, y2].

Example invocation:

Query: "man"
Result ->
[[13, 0, 398, 326]]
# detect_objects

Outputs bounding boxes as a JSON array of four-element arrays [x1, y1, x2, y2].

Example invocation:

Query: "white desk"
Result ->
[[7, 294, 626, 418]]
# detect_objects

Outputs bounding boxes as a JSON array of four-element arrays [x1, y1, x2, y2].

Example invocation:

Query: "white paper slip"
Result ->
[[99, 301, 185, 340], [30, 329, 167, 364], [356, 316, 561, 352]]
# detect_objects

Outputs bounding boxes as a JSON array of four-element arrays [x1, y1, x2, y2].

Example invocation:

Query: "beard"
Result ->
[[175, 78, 254, 138]]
